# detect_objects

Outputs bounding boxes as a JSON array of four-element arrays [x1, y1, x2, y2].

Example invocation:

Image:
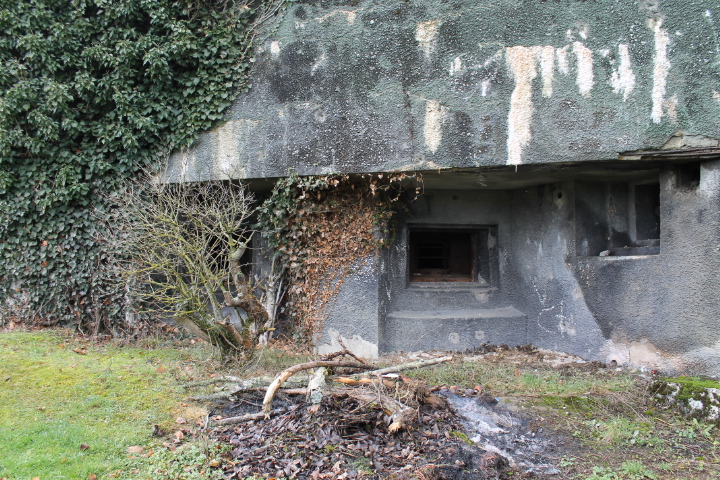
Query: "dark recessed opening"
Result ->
[[676, 162, 701, 190], [634, 182, 660, 241], [409, 229, 475, 282]]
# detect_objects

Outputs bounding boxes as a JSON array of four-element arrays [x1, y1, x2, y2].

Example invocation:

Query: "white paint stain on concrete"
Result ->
[[316, 328, 378, 358], [481, 79, 491, 97], [315, 9, 359, 24], [173, 150, 194, 182], [556, 45, 570, 75], [424, 99, 447, 154], [664, 94, 679, 122], [610, 44, 636, 100], [216, 120, 239, 176], [532, 45, 555, 97], [450, 56, 463, 75], [270, 41, 280, 59], [482, 49, 504, 67], [416, 20, 442, 59], [577, 23, 589, 40], [573, 41, 594, 96], [214, 119, 257, 179], [713, 90, 720, 104], [506, 46, 537, 165], [649, 18, 671, 123], [311, 52, 327, 74]]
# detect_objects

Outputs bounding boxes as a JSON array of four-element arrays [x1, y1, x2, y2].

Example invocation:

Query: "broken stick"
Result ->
[[355, 356, 453, 377], [307, 367, 327, 405], [348, 391, 415, 433], [262, 360, 373, 417], [212, 407, 288, 426]]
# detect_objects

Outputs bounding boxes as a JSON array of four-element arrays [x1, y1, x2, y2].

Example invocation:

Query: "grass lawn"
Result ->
[[1, 329, 718, 479], [0, 328, 218, 479]]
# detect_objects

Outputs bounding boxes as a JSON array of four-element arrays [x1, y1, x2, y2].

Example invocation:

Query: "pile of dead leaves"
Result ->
[[209, 391, 511, 479], [191, 351, 537, 479]]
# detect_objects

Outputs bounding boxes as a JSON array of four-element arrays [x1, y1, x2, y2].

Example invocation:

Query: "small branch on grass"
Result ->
[[212, 408, 288, 426], [189, 392, 236, 402], [183, 375, 248, 388], [320, 348, 365, 363], [318, 336, 367, 364]]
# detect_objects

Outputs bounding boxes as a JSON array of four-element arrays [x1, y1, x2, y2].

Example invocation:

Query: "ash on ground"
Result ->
[[441, 389, 561, 476]]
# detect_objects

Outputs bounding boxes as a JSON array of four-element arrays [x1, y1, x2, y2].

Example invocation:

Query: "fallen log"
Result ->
[[184, 375, 248, 388], [190, 387, 309, 402], [262, 360, 374, 417], [332, 376, 398, 389], [229, 378, 306, 396], [189, 391, 236, 402]]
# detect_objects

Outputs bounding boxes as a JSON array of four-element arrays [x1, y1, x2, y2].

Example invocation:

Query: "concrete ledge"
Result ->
[[384, 307, 527, 352]]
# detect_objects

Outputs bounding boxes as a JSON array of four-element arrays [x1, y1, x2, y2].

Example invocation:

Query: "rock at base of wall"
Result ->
[[650, 377, 720, 425]]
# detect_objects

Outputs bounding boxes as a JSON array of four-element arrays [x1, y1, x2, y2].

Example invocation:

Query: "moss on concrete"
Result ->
[[651, 377, 720, 426]]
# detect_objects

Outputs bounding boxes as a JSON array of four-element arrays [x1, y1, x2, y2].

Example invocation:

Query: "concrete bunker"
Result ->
[[165, 0, 720, 375]]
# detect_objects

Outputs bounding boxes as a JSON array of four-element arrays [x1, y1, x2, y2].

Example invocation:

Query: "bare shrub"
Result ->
[[106, 177, 272, 357]]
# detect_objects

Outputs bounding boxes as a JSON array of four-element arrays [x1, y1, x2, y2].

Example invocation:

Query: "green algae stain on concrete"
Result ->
[[167, 0, 720, 182]]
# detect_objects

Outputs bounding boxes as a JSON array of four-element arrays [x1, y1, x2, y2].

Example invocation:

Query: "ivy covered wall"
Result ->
[[0, 0, 279, 328]]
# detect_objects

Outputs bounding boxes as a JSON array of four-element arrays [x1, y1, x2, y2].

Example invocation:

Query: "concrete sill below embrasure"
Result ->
[[387, 306, 525, 320], [383, 306, 528, 351]]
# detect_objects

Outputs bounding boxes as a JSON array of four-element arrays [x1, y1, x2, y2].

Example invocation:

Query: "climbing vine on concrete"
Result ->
[[0, 0, 285, 330], [256, 173, 422, 342]]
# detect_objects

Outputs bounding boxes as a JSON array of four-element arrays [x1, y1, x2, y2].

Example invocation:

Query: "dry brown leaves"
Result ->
[[210, 393, 510, 480], [284, 185, 381, 339]]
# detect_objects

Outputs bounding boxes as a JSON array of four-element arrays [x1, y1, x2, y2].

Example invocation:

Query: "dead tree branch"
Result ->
[[262, 360, 373, 417], [356, 356, 453, 377], [212, 408, 288, 426]]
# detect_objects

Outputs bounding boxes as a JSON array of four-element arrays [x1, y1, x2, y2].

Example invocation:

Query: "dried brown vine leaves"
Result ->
[[259, 173, 421, 342]]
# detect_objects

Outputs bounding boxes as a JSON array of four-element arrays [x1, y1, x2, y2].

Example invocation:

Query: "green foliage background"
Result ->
[[0, 0, 270, 329]]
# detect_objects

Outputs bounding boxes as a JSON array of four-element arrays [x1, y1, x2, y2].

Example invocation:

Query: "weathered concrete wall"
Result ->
[[315, 256, 381, 358], [165, 0, 720, 375], [575, 160, 720, 375], [505, 182, 609, 360], [378, 185, 608, 359], [315, 164, 720, 375], [382, 189, 524, 352], [167, 0, 720, 182]]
